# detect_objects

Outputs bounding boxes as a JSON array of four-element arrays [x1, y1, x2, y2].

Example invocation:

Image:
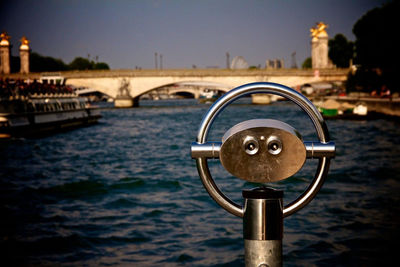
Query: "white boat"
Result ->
[[353, 103, 368, 115], [199, 89, 218, 103], [0, 78, 101, 138]]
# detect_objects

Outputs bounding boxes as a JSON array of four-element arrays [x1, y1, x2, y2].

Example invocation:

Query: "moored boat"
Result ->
[[314, 98, 370, 119], [0, 78, 101, 138], [199, 89, 219, 104]]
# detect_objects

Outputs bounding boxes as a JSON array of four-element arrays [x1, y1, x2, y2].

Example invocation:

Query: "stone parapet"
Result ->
[[16, 68, 349, 78], [0, 68, 350, 79]]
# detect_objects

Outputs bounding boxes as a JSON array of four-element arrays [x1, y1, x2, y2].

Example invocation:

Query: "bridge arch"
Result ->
[[135, 80, 232, 100], [140, 83, 199, 99], [66, 76, 237, 99]]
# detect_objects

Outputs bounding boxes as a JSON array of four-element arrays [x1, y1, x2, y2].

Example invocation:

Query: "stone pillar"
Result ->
[[310, 22, 329, 69], [19, 36, 30, 74], [0, 32, 11, 74]]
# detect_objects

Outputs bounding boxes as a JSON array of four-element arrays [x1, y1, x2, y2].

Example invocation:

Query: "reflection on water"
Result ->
[[1, 99, 399, 266]]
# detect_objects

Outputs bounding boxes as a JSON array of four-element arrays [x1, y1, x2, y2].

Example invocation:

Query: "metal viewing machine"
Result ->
[[191, 82, 335, 267]]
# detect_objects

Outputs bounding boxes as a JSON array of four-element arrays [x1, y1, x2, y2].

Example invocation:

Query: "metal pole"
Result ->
[[243, 187, 283, 267]]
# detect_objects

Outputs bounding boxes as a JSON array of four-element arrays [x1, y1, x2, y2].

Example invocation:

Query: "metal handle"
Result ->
[[193, 82, 334, 218], [191, 141, 335, 159]]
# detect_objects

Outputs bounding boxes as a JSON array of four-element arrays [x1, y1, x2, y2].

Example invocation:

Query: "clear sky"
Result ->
[[0, 0, 386, 70]]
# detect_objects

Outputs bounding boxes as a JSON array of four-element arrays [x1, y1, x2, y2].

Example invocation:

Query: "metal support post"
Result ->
[[243, 187, 283, 267]]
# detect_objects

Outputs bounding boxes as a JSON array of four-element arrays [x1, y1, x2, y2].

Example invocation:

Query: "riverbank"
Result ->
[[316, 96, 400, 117]]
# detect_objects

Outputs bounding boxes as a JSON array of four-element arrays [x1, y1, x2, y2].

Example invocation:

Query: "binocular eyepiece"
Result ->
[[219, 119, 307, 183]]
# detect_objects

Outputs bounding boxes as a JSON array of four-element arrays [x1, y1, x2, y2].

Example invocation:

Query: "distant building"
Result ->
[[275, 59, 284, 69], [230, 56, 249, 69], [265, 59, 284, 69], [266, 60, 274, 69]]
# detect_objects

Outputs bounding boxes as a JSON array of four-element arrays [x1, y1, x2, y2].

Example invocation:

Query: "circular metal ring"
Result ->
[[195, 82, 331, 218]]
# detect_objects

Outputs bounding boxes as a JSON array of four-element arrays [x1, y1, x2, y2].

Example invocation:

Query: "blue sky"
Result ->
[[0, 0, 385, 69]]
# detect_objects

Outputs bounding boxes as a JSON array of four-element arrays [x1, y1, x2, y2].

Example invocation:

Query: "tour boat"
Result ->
[[0, 94, 101, 138], [0, 74, 102, 138]]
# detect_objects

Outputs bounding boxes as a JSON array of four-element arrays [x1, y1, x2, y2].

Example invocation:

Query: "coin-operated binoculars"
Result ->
[[191, 82, 335, 267]]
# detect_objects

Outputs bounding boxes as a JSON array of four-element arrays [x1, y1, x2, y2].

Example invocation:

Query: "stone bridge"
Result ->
[[2, 68, 349, 99], [63, 69, 348, 99]]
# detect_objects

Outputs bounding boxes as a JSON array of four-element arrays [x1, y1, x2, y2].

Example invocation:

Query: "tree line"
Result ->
[[10, 52, 110, 73]]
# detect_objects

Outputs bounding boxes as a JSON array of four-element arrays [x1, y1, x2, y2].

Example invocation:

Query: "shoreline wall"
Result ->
[[326, 96, 400, 117]]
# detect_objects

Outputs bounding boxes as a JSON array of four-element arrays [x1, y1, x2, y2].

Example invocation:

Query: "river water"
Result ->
[[1, 98, 399, 266]]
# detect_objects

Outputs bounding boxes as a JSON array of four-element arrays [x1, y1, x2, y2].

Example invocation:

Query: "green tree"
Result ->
[[68, 57, 110, 70], [30, 52, 68, 72], [328, 34, 354, 68], [93, 62, 110, 70], [353, 1, 398, 69], [68, 57, 93, 70], [351, 1, 399, 91], [302, 57, 312, 69], [8, 52, 110, 72]]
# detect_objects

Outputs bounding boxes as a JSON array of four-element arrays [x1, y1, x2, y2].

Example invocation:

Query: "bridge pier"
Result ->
[[114, 96, 139, 108]]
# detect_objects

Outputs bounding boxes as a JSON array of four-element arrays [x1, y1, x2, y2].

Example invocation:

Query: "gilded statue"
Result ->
[[0, 31, 11, 43], [20, 36, 30, 45], [0, 32, 11, 46], [19, 36, 30, 50], [310, 22, 328, 39]]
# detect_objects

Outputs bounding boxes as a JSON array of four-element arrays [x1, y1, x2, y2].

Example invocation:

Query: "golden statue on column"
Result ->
[[19, 36, 30, 73], [0, 31, 11, 74], [310, 22, 330, 69]]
